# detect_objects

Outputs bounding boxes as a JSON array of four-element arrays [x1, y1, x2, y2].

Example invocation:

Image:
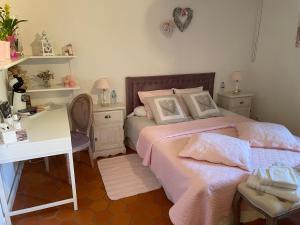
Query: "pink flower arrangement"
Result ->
[[63, 75, 77, 88]]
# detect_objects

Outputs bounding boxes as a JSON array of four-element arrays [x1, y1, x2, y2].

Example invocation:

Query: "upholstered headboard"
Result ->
[[125, 73, 215, 115]]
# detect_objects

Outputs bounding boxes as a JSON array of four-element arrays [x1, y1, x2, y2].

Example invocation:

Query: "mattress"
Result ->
[[124, 107, 237, 150], [124, 116, 156, 150]]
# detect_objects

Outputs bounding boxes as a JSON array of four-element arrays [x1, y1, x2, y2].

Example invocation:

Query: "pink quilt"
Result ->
[[136, 116, 300, 225], [137, 115, 251, 166]]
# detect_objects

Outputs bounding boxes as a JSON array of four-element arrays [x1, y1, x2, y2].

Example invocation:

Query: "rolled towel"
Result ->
[[247, 175, 300, 202], [255, 166, 298, 190]]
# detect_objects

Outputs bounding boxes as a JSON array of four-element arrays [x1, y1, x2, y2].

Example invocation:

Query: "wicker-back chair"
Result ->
[[44, 94, 94, 172]]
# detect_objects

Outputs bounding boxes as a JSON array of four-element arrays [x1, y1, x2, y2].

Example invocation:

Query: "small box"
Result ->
[[0, 129, 17, 144]]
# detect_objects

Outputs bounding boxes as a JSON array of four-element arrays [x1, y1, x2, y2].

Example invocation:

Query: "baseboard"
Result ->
[[7, 161, 24, 210]]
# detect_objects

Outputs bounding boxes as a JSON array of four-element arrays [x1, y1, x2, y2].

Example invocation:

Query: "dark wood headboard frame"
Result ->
[[125, 73, 215, 115]]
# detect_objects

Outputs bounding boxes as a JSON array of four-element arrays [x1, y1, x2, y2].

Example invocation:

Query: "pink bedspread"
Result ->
[[136, 116, 300, 225], [137, 115, 251, 166]]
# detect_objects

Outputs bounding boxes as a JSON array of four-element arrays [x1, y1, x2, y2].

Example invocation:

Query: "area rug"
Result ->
[[97, 154, 161, 200]]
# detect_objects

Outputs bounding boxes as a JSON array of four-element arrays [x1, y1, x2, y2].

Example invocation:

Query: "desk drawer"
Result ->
[[229, 97, 252, 108], [94, 110, 123, 125]]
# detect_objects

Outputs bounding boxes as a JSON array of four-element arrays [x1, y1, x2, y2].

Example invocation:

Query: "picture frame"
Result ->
[[62, 43, 74, 56]]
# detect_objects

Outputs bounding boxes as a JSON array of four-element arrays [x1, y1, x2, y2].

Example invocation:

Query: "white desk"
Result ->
[[0, 107, 78, 225]]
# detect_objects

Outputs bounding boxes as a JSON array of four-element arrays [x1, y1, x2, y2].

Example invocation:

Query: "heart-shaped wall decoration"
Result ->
[[173, 7, 193, 32]]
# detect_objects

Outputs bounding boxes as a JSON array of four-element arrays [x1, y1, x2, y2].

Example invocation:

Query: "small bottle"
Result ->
[[110, 90, 117, 104]]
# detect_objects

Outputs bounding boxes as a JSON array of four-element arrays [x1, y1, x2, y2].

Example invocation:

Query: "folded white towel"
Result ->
[[247, 175, 300, 202], [255, 166, 298, 190]]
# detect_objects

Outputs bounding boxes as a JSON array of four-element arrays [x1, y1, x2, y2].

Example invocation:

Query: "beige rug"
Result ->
[[97, 154, 161, 200]]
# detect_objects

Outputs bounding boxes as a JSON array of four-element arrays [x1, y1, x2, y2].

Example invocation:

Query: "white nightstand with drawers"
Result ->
[[92, 103, 126, 158], [217, 92, 254, 118]]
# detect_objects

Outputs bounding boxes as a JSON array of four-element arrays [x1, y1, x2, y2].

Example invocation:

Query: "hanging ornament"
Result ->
[[160, 20, 175, 37]]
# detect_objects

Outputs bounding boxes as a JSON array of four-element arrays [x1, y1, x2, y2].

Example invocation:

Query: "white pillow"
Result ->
[[179, 133, 251, 171], [134, 106, 147, 117]]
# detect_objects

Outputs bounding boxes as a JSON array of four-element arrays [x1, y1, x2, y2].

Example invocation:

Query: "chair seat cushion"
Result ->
[[71, 131, 90, 152], [238, 182, 300, 217]]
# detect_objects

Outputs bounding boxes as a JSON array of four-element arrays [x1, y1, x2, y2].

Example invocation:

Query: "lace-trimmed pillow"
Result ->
[[182, 91, 221, 119], [173, 86, 203, 116], [236, 122, 300, 152], [145, 95, 188, 125], [179, 133, 251, 171], [138, 89, 173, 120]]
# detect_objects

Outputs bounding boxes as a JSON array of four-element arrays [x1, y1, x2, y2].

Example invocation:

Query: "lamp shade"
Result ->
[[96, 78, 110, 90], [231, 71, 242, 81]]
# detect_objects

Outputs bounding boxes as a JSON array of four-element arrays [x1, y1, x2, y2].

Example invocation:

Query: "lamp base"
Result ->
[[232, 89, 241, 94], [232, 81, 241, 94]]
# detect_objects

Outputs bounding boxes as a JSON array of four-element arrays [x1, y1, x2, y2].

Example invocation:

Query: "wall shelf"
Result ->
[[0, 57, 27, 70], [26, 55, 76, 59], [0, 55, 76, 71], [26, 85, 80, 93]]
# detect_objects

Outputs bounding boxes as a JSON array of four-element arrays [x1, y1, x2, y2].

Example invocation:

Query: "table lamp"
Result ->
[[231, 71, 242, 94], [96, 78, 110, 106]]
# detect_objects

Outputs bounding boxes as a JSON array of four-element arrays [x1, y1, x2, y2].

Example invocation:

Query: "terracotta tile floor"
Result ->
[[10, 151, 300, 225]]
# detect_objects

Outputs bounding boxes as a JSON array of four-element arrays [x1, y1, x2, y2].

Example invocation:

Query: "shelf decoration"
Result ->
[[63, 75, 77, 88], [0, 4, 27, 59], [40, 31, 55, 56], [160, 20, 175, 37], [62, 43, 74, 56], [8, 65, 29, 89], [36, 70, 54, 88], [173, 7, 193, 32]]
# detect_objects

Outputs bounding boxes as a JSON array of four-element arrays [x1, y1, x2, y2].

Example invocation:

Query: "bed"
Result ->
[[124, 73, 300, 225], [125, 73, 216, 150]]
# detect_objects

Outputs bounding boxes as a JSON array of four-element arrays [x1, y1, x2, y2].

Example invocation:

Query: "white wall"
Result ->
[[246, 0, 300, 135], [2, 0, 259, 104], [0, 70, 7, 102]]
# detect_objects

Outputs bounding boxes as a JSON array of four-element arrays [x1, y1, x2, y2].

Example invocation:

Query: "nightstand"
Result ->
[[217, 92, 254, 118], [93, 103, 126, 158]]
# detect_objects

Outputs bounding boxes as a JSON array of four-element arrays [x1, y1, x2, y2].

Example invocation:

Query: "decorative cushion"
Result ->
[[238, 182, 300, 217], [173, 86, 203, 116], [179, 133, 251, 171], [138, 89, 173, 120], [236, 122, 300, 152], [182, 91, 221, 119], [145, 95, 188, 125], [71, 131, 90, 152]]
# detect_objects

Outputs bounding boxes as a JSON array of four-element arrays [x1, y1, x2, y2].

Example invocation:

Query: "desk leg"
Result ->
[[0, 173, 12, 225], [67, 152, 78, 210]]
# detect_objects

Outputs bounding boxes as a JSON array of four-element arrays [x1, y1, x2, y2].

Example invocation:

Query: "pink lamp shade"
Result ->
[[231, 71, 242, 81], [96, 78, 110, 90]]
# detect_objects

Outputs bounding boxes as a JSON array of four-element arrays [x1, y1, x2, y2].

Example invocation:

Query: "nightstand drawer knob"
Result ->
[[240, 101, 244, 104], [104, 115, 111, 119]]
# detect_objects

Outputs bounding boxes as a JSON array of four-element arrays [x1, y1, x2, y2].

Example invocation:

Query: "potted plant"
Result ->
[[36, 70, 55, 88], [0, 10, 9, 60], [0, 4, 27, 58]]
